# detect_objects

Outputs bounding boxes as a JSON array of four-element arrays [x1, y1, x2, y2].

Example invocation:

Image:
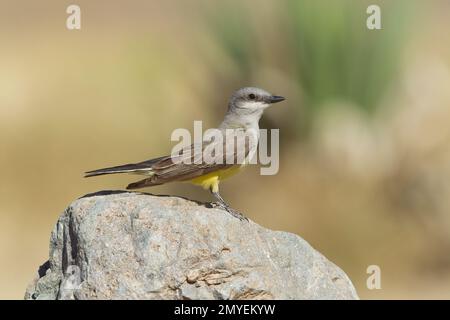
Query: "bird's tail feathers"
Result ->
[[84, 163, 154, 177]]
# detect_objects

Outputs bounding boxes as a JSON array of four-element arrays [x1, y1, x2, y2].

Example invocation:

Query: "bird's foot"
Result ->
[[211, 202, 249, 221]]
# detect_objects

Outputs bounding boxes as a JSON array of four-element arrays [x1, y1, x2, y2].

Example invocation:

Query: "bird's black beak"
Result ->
[[269, 95, 286, 104]]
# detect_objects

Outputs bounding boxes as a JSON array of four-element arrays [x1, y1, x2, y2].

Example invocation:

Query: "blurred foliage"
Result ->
[[204, 4, 257, 79], [203, 0, 416, 134], [286, 0, 413, 113]]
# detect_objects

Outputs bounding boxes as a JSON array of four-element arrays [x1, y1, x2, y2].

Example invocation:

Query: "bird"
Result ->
[[85, 87, 285, 221]]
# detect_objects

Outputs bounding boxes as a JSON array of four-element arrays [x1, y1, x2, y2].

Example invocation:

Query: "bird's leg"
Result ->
[[210, 189, 248, 221]]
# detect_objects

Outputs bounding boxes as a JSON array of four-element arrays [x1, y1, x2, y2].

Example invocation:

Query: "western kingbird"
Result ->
[[85, 87, 285, 220]]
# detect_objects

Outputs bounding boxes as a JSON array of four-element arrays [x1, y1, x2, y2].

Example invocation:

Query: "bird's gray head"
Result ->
[[220, 87, 285, 129], [228, 87, 285, 114]]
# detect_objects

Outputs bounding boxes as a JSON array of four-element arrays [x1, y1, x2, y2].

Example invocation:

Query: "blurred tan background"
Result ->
[[2, 0, 450, 299]]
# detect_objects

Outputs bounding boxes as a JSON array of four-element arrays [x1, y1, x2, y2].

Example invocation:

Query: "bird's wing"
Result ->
[[127, 129, 255, 189]]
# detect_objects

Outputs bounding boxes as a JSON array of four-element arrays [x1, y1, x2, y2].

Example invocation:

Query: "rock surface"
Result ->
[[25, 191, 358, 300]]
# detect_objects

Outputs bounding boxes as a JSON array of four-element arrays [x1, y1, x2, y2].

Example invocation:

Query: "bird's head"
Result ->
[[228, 87, 285, 114]]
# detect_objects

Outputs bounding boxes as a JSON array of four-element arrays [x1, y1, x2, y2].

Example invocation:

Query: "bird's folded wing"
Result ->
[[132, 130, 254, 185]]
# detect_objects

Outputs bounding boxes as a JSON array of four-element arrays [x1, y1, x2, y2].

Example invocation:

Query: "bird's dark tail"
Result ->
[[85, 156, 168, 178], [84, 163, 148, 177], [85, 157, 166, 178]]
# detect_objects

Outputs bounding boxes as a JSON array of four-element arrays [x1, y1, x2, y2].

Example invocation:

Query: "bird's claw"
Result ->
[[211, 202, 249, 222]]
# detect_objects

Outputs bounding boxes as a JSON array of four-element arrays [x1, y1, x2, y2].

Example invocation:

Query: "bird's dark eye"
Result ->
[[248, 94, 256, 100]]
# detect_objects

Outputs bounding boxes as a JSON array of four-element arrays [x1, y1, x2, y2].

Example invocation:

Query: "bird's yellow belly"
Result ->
[[188, 165, 244, 192]]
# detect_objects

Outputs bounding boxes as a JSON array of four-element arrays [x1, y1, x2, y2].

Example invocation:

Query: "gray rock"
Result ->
[[25, 191, 358, 300]]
